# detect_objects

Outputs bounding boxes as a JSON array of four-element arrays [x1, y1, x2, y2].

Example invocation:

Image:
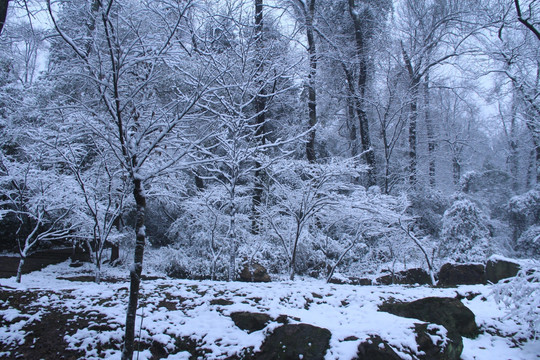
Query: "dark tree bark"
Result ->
[[347, 0, 377, 187], [122, 178, 147, 360], [401, 45, 420, 187], [424, 77, 436, 187], [0, 0, 9, 36], [251, 0, 267, 235], [301, 0, 318, 163], [514, 0, 540, 41], [452, 156, 461, 187]]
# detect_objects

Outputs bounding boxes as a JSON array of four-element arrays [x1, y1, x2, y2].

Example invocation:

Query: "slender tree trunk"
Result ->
[[305, 0, 317, 163], [408, 81, 419, 186], [424, 77, 436, 187], [16, 256, 25, 283], [509, 99, 519, 192], [251, 0, 266, 234], [348, 97, 358, 158], [122, 178, 147, 360], [289, 223, 301, 281], [228, 188, 238, 281], [527, 148, 535, 189]]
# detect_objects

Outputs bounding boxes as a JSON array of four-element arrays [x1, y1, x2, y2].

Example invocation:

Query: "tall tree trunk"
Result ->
[[408, 83, 419, 186], [509, 94, 519, 192], [251, 0, 266, 235], [527, 148, 535, 189], [401, 45, 419, 187], [122, 178, 147, 360], [348, 0, 376, 187], [304, 0, 317, 163], [424, 77, 436, 187], [348, 97, 358, 158]]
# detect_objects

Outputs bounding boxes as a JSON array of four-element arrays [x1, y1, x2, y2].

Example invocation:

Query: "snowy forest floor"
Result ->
[[0, 261, 539, 360]]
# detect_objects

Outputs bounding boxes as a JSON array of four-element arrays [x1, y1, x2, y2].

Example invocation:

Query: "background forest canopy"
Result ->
[[0, 0, 539, 283]]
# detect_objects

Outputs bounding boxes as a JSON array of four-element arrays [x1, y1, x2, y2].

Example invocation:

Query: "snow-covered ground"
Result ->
[[0, 262, 538, 359]]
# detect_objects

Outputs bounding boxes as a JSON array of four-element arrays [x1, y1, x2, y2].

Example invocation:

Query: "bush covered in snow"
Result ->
[[440, 195, 490, 263], [494, 263, 540, 340], [508, 187, 540, 246], [516, 225, 540, 258]]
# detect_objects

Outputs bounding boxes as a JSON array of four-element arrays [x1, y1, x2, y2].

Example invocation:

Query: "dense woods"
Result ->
[[0, 0, 539, 358]]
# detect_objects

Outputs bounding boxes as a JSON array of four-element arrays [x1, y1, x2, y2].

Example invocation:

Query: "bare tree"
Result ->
[[0, 155, 77, 283], [47, 1, 215, 358]]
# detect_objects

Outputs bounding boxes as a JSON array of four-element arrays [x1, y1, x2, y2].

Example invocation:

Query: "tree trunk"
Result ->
[[0, 0, 9, 36], [424, 78, 436, 187], [527, 148, 535, 189], [305, 0, 317, 163], [16, 256, 25, 283], [408, 81, 419, 186], [251, 0, 267, 235], [110, 243, 120, 263], [122, 178, 147, 360], [348, 0, 376, 187], [289, 223, 301, 281], [228, 198, 238, 281], [452, 156, 461, 187], [509, 107, 519, 192], [348, 97, 358, 158]]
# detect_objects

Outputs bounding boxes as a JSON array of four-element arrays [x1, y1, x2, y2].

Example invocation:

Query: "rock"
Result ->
[[355, 336, 402, 360], [395, 268, 432, 285], [437, 263, 486, 286], [414, 323, 462, 360], [375, 274, 393, 285], [375, 269, 431, 285], [328, 276, 372, 285], [486, 258, 520, 283], [328, 277, 347, 285], [230, 312, 271, 333], [239, 262, 271, 283], [254, 324, 331, 360], [379, 297, 478, 339], [210, 298, 234, 306], [352, 277, 373, 286]]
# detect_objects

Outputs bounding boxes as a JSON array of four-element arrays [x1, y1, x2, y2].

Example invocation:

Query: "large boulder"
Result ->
[[379, 297, 479, 339], [239, 262, 271, 283], [396, 268, 432, 285], [485, 257, 520, 283], [376, 268, 432, 285], [437, 263, 486, 286], [230, 312, 271, 333], [254, 324, 331, 360], [356, 325, 462, 360]]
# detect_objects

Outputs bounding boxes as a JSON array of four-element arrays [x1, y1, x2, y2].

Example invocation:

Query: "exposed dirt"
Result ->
[[0, 289, 89, 359], [0, 288, 209, 359]]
